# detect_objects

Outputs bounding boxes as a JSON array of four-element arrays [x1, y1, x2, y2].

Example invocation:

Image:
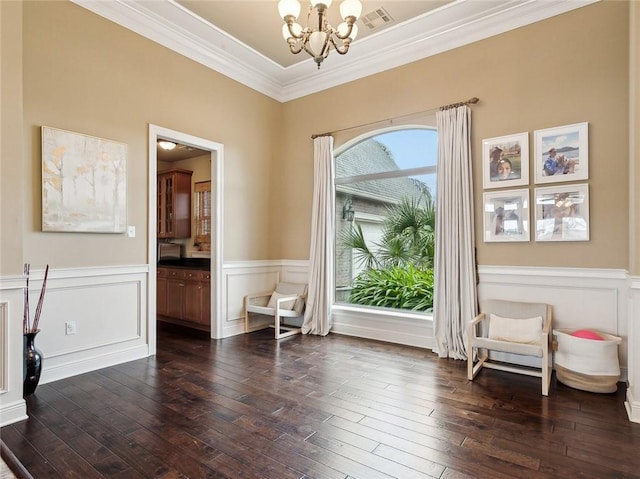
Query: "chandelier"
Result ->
[[278, 0, 363, 69]]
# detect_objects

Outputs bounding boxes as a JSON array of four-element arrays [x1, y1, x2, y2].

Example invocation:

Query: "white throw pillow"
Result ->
[[488, 314, 542, 344], [267, 291, 296, 310]]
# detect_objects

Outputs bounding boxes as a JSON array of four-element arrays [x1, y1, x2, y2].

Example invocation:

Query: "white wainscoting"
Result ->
[[222, 260, 309, 337], [478, 265, 629, 380], [0, 302, 7, 394], [0, 265, 150, 426], [0, 276, 32, 426], [1, 262, 633, 426], [626, 276, 640, 423], [37, 265, 150, 384], [332, 306, 435, 349]]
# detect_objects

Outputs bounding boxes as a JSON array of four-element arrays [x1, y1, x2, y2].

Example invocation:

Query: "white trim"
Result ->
[[332, 305, 434, 350], [148, 124, 224, 344], [0, 303, 6, 394], [0, 400, 28, 427], [626, 386, 640, 423], [41, 344, 148, 385], [479, 264, 628, 280], [627, 275, 640, 423], [70, 0, 599, 102]]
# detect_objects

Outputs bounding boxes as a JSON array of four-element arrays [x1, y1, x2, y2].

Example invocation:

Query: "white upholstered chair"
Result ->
[[244, 282, 307, 339], [467, 299, 553, 396]]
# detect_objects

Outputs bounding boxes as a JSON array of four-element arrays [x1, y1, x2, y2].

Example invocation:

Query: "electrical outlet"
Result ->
[[65, 321, 76, 335]]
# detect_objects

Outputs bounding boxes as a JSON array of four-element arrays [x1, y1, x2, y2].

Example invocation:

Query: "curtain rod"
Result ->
[[311, 97, 479, 139]]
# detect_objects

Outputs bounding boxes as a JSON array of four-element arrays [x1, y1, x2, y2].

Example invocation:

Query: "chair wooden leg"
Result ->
[[469, 351, 488, 380]]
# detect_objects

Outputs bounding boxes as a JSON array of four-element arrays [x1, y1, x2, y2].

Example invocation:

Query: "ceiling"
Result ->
[[72, 0, 597, 102], [175, 1, 453, 69], [157, 141, 210, 163]]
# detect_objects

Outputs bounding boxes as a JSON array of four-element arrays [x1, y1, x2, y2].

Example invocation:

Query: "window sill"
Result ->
[[332, 303, 433, 323]]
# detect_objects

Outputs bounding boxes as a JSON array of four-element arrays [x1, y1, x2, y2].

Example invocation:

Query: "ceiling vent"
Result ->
[[360, 7, 394, 30]]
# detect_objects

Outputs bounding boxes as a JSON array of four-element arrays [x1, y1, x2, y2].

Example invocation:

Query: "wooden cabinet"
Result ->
[[157, 268, 168, 316], [157, 169, 193, 239], [157, 267, 210, 331]]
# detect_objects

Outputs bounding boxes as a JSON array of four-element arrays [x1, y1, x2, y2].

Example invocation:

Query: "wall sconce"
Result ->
[[342, 199, 355, 221]]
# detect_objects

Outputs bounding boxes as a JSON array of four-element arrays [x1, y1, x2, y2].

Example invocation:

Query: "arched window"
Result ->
[[335, 127, 437, 315]]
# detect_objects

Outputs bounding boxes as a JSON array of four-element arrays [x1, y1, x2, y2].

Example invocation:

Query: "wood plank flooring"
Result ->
[[2, 323, 639, 478]]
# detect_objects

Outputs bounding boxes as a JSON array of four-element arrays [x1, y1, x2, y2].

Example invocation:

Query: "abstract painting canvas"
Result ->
[[42, 126, 127, 233]]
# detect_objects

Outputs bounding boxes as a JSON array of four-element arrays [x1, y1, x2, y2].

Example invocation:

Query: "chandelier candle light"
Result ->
[[278, 0, 363, 69]]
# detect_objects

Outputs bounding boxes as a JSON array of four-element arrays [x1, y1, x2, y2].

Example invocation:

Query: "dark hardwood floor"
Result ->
[[2, 323, 639, 478]]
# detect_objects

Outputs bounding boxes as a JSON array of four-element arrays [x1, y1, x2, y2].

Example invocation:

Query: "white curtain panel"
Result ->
[[433, 105, 478, 359], [303, 136, 335, 336]]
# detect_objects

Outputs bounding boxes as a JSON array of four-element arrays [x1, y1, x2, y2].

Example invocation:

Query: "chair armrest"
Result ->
[[469, 312, 486, 328], [246, 291, 273, 300], [275, 294, 300, 305], [468, 312, 486, 340], [542, 317, 552, 335], [245, 291, 274, 307]]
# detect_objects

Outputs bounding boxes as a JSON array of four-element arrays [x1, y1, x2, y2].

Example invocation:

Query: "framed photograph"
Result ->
[[42, 126, 127, 233], [482, 132, 529, 189], [534, 122, 588, 184], [483, 189, 530, 242], [534, 184, 589, 242]]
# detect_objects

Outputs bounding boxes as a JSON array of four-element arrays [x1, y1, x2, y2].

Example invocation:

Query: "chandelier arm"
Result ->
[[330, 36, 351, 55], [285, 21, 305, 40], [288, 41, 304, 55], [334, 19, 356, 40]]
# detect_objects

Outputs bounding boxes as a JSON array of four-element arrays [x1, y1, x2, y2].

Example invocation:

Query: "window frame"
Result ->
[[333, 125, 437, 320]]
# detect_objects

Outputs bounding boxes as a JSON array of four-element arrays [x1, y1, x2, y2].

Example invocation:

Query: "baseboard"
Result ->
[[332, 321, 434, 350], [0, 399, 27, 427], [626, 384, 640, 423], [40, 344, 149, 384]]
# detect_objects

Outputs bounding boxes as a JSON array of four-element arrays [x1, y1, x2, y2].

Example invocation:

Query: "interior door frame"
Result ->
[[148, 124, 224, 354]]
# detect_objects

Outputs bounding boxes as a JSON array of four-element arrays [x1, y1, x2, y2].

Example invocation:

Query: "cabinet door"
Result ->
[[183, 280, 202, 323], [157, 169, 192, 239], [200, 278, 211, 327], [157, 269, 168, 316], [166, 278, 185, 319]]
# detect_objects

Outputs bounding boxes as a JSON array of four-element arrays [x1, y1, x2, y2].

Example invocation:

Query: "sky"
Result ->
[[374, 128, 438, 194]]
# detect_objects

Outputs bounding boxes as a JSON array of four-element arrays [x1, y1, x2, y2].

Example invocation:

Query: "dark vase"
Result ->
[[23, 330, 43, 396]]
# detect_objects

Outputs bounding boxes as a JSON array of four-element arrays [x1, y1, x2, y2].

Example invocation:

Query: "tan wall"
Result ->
[[0, 1, 25, 275], [279, 1, 630, 269], [20, 0, 282, 268], [631, 1, 640, 275], [4, 1, 633, 271]]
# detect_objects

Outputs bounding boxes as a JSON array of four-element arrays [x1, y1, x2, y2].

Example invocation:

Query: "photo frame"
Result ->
[[534, 184, 589, 242], [482, 132, 529, 189], [534, 122, 588, 184], [483, 189, 530, 242], [42, 126, 127, 233]]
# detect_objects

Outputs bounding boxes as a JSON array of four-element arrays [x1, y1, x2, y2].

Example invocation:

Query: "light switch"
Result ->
[[127, 226, 136, 238]]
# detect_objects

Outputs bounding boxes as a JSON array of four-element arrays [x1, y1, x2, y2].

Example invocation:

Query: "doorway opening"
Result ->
[[148, 125, 224, 355]]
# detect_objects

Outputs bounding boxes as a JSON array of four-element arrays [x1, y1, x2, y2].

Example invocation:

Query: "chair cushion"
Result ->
[[274, 282, 307, 316], [473, 337, 543, 357], [488, 314, 542, 344], [267, 291, 296, 310]]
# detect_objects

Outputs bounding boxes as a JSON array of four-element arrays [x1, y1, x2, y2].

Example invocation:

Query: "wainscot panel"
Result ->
[[478, 265, 629, 380], [222, 260, 309, 337], [332, 306, 435, 349], [626, 276, 640, 423], [0, 276, 28, 426], [31, 265, 149, 385]]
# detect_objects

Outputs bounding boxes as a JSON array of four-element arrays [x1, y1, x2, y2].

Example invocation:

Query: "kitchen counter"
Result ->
[[157, 258, 210, 271]]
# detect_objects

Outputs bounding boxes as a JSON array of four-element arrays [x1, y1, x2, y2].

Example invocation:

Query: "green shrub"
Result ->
[[349, 264, 434, 312]]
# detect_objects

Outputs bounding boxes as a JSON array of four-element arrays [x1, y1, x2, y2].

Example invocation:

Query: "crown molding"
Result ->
[[71, 0, 598, 103]]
